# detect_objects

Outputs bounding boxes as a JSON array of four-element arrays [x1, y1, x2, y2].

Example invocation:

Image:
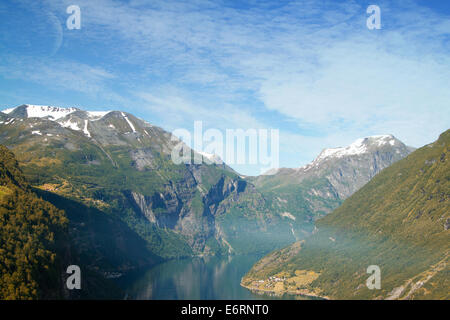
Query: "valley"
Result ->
[[1, 104, 447, 300]]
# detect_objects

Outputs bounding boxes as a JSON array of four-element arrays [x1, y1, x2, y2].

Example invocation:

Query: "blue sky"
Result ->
[[0, 0, 449, 175]]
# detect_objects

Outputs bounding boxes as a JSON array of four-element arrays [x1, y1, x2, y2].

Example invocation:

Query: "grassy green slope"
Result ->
[[243, 129, 449, 299]]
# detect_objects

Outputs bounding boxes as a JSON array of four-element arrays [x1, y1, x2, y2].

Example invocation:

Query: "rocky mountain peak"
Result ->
[[1, 105, 150, 141], [296, 134, 411, 173], [252, 133, 414, 220], [295, 134, 414, 199], [313, 134, 399, 163]]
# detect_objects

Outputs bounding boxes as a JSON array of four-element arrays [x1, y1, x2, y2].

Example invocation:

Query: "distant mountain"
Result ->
[[242, 129, 449, 300], [247, 134, 414, 238]]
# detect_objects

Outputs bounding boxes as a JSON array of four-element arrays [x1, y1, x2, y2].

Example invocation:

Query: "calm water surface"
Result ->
[[119, 255, 313, 300]]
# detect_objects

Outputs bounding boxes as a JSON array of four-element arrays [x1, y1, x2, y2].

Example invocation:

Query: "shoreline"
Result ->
[[240, 281, 330, 300]]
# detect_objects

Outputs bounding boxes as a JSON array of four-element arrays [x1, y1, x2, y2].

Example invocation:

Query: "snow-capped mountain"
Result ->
[[2, 105, 116, 138], [0, 104, 192, 163], [2, 104, 112, 120], [251, 133, 414, 222], [315, 135, 398, 162], [1, 104, 225, 165], [300, 134, 413, 173]]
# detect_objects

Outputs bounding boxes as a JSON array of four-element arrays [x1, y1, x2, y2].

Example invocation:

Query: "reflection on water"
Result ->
[[119, 255, 313, 300]]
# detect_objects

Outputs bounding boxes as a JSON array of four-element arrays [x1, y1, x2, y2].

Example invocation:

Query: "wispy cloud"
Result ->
[[1, 0, 449, 174], [135, 87, 264, 131], [3, 57, 113, 91]]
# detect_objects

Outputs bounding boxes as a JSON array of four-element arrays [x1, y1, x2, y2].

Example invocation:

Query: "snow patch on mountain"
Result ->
[[83, 120, 91, 137], [121, 112, 137, 133], [26, 105, 77, 120], [19, 105, 77, 120], [2, 105, 112, 122], [59, 119, 81, 131], [314, 135, 396, 163], [2, 107, 15, 114]]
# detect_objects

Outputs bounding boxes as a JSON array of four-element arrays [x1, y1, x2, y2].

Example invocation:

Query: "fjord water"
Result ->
[[120, 255, 311, 300]]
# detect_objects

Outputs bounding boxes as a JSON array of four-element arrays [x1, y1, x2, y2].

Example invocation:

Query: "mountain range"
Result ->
[[0, 104, 419, 298]]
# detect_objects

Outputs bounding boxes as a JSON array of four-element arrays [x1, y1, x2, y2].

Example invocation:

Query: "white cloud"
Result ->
[[2, 0, 449, 175], [135, 87, 264, 132], [0, 55, 115, 96]]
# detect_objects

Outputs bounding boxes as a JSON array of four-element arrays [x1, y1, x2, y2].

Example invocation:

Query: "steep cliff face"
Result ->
[[127, 167, 261, 253]]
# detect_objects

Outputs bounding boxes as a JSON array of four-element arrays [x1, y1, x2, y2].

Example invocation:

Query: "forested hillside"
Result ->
[[0, 144, 161, 299], [0, 145, 68, 299]]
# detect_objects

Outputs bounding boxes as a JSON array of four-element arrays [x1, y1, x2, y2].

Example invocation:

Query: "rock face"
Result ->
[[127, 167, 263, 252]]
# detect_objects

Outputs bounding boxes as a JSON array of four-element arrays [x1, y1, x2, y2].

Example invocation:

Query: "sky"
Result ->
[[0, 0, 449, 175]]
